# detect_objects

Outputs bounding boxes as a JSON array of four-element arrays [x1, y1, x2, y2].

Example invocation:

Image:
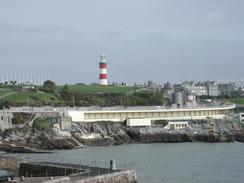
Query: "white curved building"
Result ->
[[67, 104, 235, 123], [3, 104, 235, 128]]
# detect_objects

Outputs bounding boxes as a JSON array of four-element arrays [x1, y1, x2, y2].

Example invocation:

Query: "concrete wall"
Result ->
[[5, 105, 235, 126], [165, 121, 188, 130], [126, 118, 151, 127], [53, 124, 71, 137], [0, 111, 13, 131], [60, 117, 72, 131], [81, 105, 234, 122], [44, 177, 70, 183], [20, 162, 138, 183], [68, 111, 84, 122], [19, 163, 83, 177], [239, 113, 244, 123], [42, 170, 138, 183], [74, 170, 138, 183]]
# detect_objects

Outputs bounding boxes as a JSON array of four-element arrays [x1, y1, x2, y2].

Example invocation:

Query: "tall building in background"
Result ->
[[99, 54, 108, 85]]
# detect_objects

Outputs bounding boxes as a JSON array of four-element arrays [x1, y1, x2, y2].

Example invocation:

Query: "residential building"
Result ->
[[218, 83, 237, 96], [182, 81, 220, 97]]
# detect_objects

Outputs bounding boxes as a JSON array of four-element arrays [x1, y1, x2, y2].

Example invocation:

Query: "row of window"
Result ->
[[174, 123, 187, 128]]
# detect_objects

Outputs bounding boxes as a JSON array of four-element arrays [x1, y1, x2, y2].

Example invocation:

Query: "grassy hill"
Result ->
[[0, 88, 12, 96], [228, 98, 244, 105], [0, 84, 155, 107], [2, 83, 243, 107], [4, 92, 61, 106], [56, 85, 138, 94]]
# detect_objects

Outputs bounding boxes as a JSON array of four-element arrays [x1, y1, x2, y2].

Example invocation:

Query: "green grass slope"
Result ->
[[56, 85, 139, 94], [0, 88, 12, 96], [229, 98, 244, 105], [0, 85, 147, 107], [4, 92, 60, 106]]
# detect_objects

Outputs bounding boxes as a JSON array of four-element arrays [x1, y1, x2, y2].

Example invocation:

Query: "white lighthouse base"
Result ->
[[99, 79, 108, 85]]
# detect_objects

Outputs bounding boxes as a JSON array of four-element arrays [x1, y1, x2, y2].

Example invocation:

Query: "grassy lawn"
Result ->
[[229, 98, 244, 104], [0, 84, 143, 106], [56, 85, 139, 94], [4, 92, 60, 104], [0, 88, 12, 96]]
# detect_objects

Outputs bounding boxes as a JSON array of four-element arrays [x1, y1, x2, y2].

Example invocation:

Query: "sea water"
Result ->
[[15, 143, 244, 183]]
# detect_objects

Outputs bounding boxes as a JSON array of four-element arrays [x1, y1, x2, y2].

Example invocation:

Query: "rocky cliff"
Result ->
[[73, 119, 244, 146], [1, 119, 243, 151], [0, 127, 78, 151]]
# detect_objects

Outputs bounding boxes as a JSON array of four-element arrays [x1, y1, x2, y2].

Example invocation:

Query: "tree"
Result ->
[[33, 118, 53, 132], [149, 92, 165, 105], [62, 84, 69, 93], [43, 80, 56, 90], [60, 84, 72, 100]]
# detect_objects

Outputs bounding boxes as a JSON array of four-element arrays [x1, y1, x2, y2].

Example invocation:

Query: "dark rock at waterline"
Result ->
[[235, 133, 244, 142], [0, 127, 79, 151], [73, 120, 244, 145], [80, 138, 115, 146], [126, 128, 192, 143], [42, 138, 78, 150], [1, 119, 244, 150]]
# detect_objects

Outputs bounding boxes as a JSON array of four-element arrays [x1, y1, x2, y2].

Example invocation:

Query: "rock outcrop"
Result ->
[[73, 119, 244, 146], [0, 127, 78, 151], [1, 119, 243, 151]]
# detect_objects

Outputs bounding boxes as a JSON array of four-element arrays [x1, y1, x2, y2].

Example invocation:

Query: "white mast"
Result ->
[[1, 70, 4, 83]]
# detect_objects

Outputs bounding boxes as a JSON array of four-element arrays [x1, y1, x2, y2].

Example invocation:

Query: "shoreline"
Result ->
[[0, 119, 244, 152], [1, 131, 244, 154]]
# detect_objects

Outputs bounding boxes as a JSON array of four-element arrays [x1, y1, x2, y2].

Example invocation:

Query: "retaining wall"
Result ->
[[19, 163, 83, 177], [74, 170, 138, 183]]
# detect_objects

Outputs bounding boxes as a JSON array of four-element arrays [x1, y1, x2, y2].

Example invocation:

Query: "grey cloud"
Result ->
[[0, 0, 244, 84]]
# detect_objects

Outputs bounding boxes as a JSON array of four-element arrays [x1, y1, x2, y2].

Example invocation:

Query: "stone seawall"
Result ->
[[43, 170, 138, 183], [19, 162, 138, 183], [0, 156, 22, 176], [74, 170, 138, 183], [19, 162, 84, 177]]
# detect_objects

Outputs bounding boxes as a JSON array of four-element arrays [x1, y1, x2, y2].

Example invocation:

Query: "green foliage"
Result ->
[[60, 84, 72, 100], [0, 84, 168, 107], [229, 98, 244, 104], [0, 88, 12, 96], [12, 113, 32, 124], [149, 92, 165, 105], [4, 92, 60, 106], [43, 80, 56, 91], [121, 91, 166, 106], [56, 85, 138, 94], [62, 84, 69, 93], [33, 118, 53, 131]]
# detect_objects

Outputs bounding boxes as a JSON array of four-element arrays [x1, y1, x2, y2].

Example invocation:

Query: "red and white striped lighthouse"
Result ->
[[99, 54, 108, 85]]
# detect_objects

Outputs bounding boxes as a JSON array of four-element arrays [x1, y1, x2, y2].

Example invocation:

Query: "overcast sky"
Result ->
[[0, 0, 244, 85]]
